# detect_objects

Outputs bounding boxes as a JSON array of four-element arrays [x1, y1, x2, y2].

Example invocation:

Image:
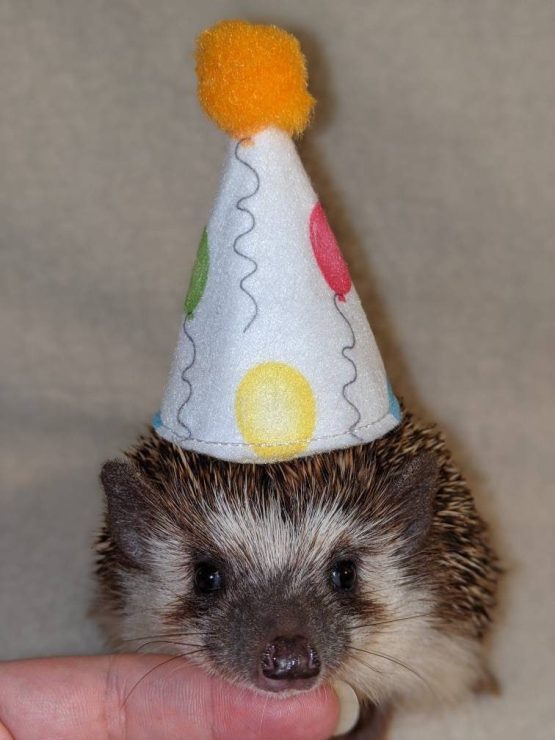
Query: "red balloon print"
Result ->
[[309, 202, 352, 301]]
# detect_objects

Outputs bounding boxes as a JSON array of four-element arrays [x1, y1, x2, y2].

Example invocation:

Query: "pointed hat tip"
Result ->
[[195, 19, 315, 140]]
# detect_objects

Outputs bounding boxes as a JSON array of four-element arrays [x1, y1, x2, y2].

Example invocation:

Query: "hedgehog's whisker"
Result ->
[[120, 631, 207, 643], [351, 612, 434, 631], [348, 646, 434, 695], [122, 648, 208, 706], [132, 638, 205, 653], [256, 690, 271, 740], [348, 651, 385, 676]]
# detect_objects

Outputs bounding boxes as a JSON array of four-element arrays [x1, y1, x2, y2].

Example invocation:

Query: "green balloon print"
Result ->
[[184, 228, 209, 318]]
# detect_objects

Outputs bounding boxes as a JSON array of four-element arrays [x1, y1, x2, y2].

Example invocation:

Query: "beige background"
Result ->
[[1, 1, 553, 738]]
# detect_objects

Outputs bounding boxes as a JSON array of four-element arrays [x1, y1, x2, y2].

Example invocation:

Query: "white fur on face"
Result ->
[[115, 532, 197, 653], [339, 564, 483, 706], [111, 494, 482, 707]]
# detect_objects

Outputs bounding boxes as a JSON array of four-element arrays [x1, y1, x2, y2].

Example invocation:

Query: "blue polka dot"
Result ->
[[387, 381, 401, 422], [152, 410, 162, 429]]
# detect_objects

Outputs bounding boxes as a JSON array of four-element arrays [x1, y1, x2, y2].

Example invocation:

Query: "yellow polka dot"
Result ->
[[235, 362, 316, 460]]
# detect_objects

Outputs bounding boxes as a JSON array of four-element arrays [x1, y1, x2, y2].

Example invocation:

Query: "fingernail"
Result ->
[[332, 680, 360, 736]]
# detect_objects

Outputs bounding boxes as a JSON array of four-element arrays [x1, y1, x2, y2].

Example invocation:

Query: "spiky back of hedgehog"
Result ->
[[95, 409, 500, 710], [371, 411, 500, 640]]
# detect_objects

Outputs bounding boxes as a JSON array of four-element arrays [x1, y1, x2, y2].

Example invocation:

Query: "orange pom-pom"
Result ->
[[195, 20, 315, 139]]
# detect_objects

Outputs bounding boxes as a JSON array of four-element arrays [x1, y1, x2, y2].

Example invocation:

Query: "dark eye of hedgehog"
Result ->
[[330, 559, 357, 591], [194, 562, 223, 594]]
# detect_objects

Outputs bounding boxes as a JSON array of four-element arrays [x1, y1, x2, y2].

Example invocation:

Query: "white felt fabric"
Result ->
[[157, 128, 399, 462]]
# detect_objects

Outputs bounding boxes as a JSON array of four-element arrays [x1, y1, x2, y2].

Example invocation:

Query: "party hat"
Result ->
[[154, 20, 401, 463]]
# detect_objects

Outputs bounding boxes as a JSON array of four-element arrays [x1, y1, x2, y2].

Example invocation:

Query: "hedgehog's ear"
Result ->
[[386, 451, 439, 553], [100, 460, 151, 564]]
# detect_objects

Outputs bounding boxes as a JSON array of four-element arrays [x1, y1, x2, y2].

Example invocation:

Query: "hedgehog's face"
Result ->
[[180, 531, 359, 693], [100, 449, 461, 700], [171, 501, 385, 694]]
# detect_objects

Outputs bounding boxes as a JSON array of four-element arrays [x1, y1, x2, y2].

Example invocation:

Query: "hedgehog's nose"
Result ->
[[260, 635, 320, 691]]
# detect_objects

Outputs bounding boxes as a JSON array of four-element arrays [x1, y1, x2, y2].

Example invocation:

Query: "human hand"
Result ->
[[0, 653, 355, 739]]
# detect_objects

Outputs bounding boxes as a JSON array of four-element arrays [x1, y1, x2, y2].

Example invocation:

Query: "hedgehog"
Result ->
[[95, 409, 500, 736], [95, 20, 501, 736]]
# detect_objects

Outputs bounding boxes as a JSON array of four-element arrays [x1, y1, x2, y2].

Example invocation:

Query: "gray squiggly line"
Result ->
[[176, 317, 196, 439], [333, 294, 362, 440], [232, 138, 260, 333]]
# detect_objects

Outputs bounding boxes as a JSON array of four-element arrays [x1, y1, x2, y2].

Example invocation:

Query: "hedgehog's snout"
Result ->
[[259, 634, 321, 692]]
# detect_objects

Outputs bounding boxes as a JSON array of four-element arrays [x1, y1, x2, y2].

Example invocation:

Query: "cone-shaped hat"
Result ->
[[154, 20, 401, 462]]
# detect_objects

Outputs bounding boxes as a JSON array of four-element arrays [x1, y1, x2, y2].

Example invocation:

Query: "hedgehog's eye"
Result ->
[[194, 562, 223, 594], [330, 560, 357, 592]]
